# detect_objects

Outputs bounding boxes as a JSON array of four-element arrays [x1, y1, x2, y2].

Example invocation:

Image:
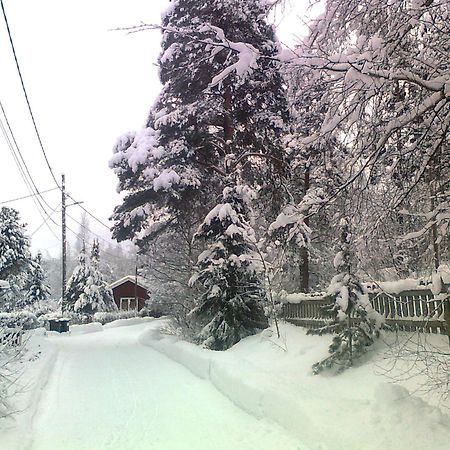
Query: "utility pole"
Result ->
[[61, 174, 66, 315], [134, 252, 138, 314], [60, 175, 84, 316]]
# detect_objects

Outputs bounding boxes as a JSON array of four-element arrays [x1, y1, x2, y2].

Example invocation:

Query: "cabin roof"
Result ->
[[108, 275, 150, 291]]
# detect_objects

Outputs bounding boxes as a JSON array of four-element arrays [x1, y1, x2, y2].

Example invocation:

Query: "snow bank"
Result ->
[[68, 322, 103, 335], [104, 316, 154, 329], [140, 326, 330, 446], [1, 330, 58, 450], [50, 317, 154, 334], [141, 321, 450, 450], [371, 384, 450, 450]]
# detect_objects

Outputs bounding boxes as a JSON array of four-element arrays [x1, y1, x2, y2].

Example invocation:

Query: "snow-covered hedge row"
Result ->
[[104, 316, 154, 329], [0, 311, 38, 330], [93, 310, 139, 325], [94, 308, 156, 325], [62, 317, 155, 335]]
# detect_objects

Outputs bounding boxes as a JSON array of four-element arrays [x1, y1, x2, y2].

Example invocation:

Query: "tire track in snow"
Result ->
[[29, 324, 305, 450]]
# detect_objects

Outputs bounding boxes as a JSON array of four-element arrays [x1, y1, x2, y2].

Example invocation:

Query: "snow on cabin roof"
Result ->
[[108, 275, 150, 291]]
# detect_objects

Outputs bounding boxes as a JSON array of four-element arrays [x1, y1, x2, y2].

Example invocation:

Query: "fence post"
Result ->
[[444, 298, 450, 346]]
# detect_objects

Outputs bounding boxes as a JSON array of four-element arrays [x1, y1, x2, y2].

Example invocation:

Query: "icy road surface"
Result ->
[[30, 323, 304, 450]]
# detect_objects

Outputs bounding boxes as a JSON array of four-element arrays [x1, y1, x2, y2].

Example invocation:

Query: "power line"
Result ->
[[1, 3, 113, 245], [66, 211, 114, 248], [0, 0, 60, 188], [0, 1, 112, 235], [0, 99, 55, 213], [31, 202, 62, 237], [0, 112, 44, 212], [0, 104, 61, 241], [0, 188, 58, 205], [66, 194, 112, 230]]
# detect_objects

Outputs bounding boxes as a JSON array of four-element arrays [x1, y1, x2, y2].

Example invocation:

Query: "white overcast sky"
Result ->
[[0, 0, 311, 257]]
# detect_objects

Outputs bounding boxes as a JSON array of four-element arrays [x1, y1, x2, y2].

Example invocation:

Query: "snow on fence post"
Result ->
[[282, 285, 450, 335]]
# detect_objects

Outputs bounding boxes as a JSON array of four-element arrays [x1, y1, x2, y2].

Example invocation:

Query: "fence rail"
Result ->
[[282, 289, 450, 335], [0, 327, 23, 346]]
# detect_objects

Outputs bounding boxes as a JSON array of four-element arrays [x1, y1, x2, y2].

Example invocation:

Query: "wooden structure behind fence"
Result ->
[[283, 288, 450, 335]]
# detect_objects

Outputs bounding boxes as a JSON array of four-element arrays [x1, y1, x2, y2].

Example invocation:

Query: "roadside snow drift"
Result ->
[[141, 321, 450, 450]]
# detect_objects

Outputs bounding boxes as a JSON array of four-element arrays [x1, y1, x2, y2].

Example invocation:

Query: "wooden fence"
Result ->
[[0, 327, 23, 346], [282, 289, 450, 335]]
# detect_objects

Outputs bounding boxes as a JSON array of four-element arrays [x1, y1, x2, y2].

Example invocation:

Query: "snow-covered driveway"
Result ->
[[29, 323, 303, 450]]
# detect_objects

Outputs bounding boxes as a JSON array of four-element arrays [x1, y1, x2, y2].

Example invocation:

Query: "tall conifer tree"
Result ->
[[110, 0, 289, 248]]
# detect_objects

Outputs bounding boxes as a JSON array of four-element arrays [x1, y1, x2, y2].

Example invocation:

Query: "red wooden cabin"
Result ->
[[108, 276, 150, 311]]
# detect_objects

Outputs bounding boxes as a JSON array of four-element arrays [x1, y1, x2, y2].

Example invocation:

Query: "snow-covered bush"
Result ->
[[30, 299, 59, 325], [0, 311, 38, 331]]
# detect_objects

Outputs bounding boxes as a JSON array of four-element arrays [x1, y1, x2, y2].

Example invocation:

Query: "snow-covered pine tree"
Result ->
[[65, 243, 89, 315], [189, 185, 268, 350], [110, 0, 289, 249], [308, 219, 383, 373], [74, 240, 117, 315], [0, 207, 32, 311], [24, 252, 51, 308], [0, 207, 31, 282]]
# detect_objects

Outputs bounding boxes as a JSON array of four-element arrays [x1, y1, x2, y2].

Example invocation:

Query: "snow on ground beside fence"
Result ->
[[141, 321, 450, 450], [278, 291, 328, 303]]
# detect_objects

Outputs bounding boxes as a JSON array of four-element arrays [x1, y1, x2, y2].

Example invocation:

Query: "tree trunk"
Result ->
[[429, 180, 440, 270], [299, 165, 310, 292], [223, 84, 233, 172]]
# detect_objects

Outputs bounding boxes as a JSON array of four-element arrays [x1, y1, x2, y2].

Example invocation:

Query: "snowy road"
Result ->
[[29, 323, 304, 450]]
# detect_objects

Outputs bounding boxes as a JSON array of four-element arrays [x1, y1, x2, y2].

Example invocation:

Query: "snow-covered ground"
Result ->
[[142, 321, 450, 450], [1, 318, 449, 450], [1, 319, 302, 450]]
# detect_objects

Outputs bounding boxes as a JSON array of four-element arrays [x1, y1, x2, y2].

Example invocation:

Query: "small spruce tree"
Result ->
[[25, 252, 51, 307], [308, 219, 383, 373], [74, 240, 117, 315], [65, 243, 89, 315], [189, 185, 268, 350]]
